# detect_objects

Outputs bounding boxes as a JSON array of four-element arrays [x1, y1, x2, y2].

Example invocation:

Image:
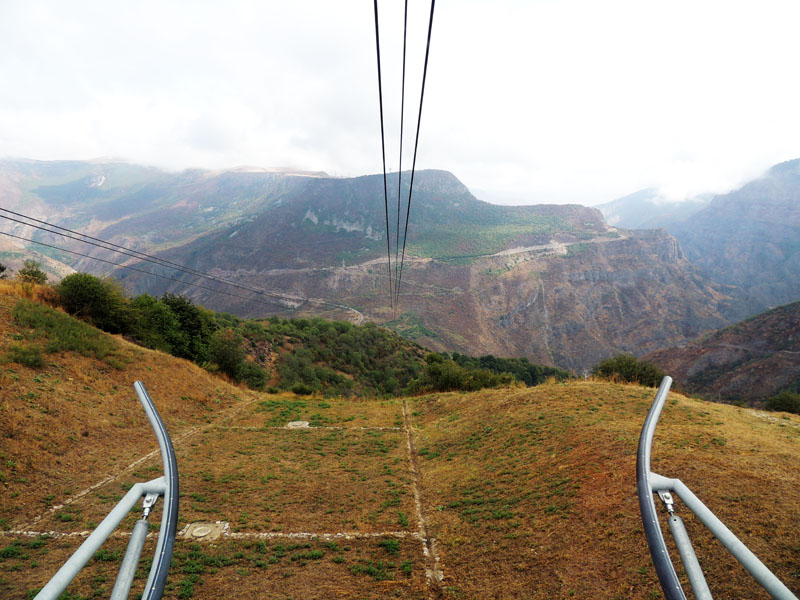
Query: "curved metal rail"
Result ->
[[35, 382, 179, 600], [636, 376, 686, 600], [637, 376, 798, 600], [135, 381, 180, 600]]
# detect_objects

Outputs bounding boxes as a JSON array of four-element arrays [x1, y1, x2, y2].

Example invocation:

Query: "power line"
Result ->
[[373, 0, 395, 313], [396, 0, 436, 309], [0, 209, 364, 319], [0, 230, 287, 309], [394, 0, 409, 319], [0, 210, 301, 304]]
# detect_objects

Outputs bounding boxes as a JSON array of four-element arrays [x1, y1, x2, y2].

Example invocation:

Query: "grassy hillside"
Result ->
[[1, 287, 798, 598]]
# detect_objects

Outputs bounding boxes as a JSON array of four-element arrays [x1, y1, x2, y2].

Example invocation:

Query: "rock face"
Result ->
[[111, 172, 728, 372], [0, 159, 732, 372], [668, 159, 800, 319], [646, 301, 800, 404]]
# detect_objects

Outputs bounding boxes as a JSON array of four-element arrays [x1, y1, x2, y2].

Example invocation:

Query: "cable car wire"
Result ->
[[0, 210, 364, 318], [373, 0, 395, 312], [395, 0, 435, 309], [0, 230, 287, 309], [0, 210, 299, 303], [394, 0, 409, 318]]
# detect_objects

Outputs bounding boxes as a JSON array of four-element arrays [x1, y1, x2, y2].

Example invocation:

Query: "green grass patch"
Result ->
[[12, 299, 117, 360]]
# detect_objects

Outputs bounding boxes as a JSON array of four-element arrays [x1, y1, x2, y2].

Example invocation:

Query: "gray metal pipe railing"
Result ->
[[110, 519, 150, 600], [667, 515, 712, 600], [638, 376, 798, 600], [651, 473, 797, 600], [135, 381, 179, 600], [33, 479, 165, 600], [35, 381, 179, 600], [636, 376, 686, 600]]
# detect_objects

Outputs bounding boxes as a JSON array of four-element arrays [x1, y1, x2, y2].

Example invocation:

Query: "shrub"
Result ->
[[291, 382, 314, 396], [129, 295, 185, 353], [3, 344, 44, 368], [161, 294, 215, 363], [209, 328, 246, 379], [0, 262, 7, 279], [409, 353, 514, 393], [591, 354, 666, 387], [17, 260, 47, 284], [764, 391, 800, 415], [238, 361, 267, 390], [56, 273, 131, 334]]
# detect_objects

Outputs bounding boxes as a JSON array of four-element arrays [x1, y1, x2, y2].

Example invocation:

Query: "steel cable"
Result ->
[[373, 0, 394, 312], [395, 0, 435, 309]]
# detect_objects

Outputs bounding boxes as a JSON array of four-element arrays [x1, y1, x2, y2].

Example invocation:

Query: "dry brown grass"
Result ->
[[1, 290, 798, 599], [0, 288, 253, 529], [412, 382, 800, 599]]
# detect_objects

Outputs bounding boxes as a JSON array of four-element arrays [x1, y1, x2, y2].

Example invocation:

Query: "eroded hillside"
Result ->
[[646, 300, 800, 404]]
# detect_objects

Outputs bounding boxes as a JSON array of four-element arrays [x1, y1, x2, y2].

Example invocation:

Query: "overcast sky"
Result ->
[[2, 0, 800, 205]]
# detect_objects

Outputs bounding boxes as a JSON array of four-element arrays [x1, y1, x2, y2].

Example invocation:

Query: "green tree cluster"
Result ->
[[591, 354, 666, 387], [55, 273, 265, 388], [408, 353, 515, 393], [764, 391, 800, 415], [267, 317, 424, 397], [450, 352, 569, 385]]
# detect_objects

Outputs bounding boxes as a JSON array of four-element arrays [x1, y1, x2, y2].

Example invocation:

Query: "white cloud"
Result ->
[[1, 0, 800, 204]]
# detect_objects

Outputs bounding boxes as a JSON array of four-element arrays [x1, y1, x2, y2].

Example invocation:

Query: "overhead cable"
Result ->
[[0, 210, 362, 317], [0, 230, 287, 309], [394, 0, 409, 318], [373, 0, 395, 312], [395, 0, 436, 309], [0, 210, 299, 303]]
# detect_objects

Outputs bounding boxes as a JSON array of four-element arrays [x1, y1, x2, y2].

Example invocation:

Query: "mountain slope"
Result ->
[[669, 159, 800, 317], [0, 160, 732, 371], [646, 300, 800, 404], [107, 171, 728, 371], [595, 188, 710, 229]]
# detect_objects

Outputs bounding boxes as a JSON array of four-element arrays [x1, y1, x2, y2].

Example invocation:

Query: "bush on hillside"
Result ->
[[451, 352, 569, 386], [409, 353, 515, 394], [129, 294, 185, 353], [57, 273, 131, 334], [291, 382, 314, 395], [17, 260, 47, 284], [160, 294, 216, 363], [209, 328, 246, 379], [764, 391, 800, 415], [3, 344, 44, 368], [0, 262, 7, 279], [591, 354, 666, 387]]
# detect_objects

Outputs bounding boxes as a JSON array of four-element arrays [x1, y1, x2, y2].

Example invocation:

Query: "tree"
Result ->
[[18, 260, 47, 284], [764, 391, 800, 415], [129, 294, 185, 353], [160, 294, 215, 363], [56, 273, 131, 334], [591, 354, 666, 387], [209, 328, 246, 379]]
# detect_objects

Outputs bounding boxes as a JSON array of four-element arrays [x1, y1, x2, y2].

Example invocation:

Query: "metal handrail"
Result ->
[[637, 376, 798, 600], [35, 382, 179, 600], [636, 376, 686, 600], [135, 381, 180, 600]]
